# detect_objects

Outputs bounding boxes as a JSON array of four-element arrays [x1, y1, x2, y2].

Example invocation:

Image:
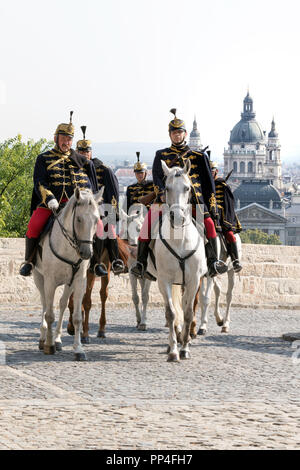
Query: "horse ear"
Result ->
[[184, 159, 191, 175], [94, 186, 105, 204], [75, 187, 81, 200], [161, 160, 171, 177]]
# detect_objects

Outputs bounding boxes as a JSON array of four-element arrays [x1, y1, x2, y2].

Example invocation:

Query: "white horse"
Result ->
[[33, 188, 103, 361], [198, 233, 242, 335], [147, 160, 207, 362], [120, 203, 151, 330]]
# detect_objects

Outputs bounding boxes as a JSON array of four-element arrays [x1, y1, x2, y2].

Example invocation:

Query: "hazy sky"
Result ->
[[0, 0, 299, 162]]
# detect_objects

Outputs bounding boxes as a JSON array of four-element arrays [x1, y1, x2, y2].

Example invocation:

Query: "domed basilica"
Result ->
[[223, 92, 282, 190]]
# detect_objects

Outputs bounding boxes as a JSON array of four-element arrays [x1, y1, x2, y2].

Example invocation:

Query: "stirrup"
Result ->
[[215, 260, 228, 275], [94, 263, 108, 277], [130, 261, 144, 279], [19, 262, 34, 277], [233, 260, 242, 273], [111, 259, 125, 274]]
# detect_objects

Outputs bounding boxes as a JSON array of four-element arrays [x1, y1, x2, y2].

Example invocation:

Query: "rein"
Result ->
[[158, 212, 200, 287], [49, 201, 93, 286]]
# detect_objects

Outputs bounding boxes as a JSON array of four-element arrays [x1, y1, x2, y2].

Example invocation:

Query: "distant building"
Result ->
[[236, 203, 287, 244], [189, 116, 202, 151], [233, 179, 282, 210], [224, 92, 282, 190]]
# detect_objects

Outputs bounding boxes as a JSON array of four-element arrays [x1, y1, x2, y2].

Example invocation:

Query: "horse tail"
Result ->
[[117, 236, 129, 267], [172, 285, 184, 329]]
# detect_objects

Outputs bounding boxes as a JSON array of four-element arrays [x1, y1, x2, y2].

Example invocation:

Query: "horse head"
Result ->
[[62, 188, 103, 260], [161, 160, 192, 229]]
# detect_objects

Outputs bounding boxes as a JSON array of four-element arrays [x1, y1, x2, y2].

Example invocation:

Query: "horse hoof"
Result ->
[[217, 321, 224, 327], [197, 328, 206, 336], [43, 344, 56, 355], [180, 350, 191, 360], [221, 327, 229, 333], [74, 352, 87, 362], [167, 352, 180, 363], [81, 336, 90, 344], [190, 333, 197, 340], [138, 324, 146, 331], [97, 331, 106, 339], [67, 324, 75, 336], [38, 340, 45, 350], [55, 342, 62, 351]]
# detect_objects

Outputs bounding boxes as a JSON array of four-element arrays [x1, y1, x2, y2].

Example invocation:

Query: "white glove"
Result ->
[[48, 199, 59, 211]]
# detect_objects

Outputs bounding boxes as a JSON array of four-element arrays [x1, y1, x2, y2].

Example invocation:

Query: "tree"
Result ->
[[0, 135, 52, 237], [240, 229, 282, 245]]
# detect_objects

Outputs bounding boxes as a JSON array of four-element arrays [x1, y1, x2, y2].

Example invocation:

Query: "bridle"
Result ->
[[49, 201, 94, 286]]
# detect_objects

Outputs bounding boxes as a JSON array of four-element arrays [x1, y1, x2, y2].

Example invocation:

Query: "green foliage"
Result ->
[[0, 135, 52, 237], [240, 229, 282, 245]]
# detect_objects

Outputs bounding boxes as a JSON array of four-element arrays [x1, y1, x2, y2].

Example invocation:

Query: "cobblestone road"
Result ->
[[0, 303, 299, 450]]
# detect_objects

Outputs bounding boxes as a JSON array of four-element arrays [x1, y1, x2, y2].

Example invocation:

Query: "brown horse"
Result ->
[[67, 237, 129, 342]]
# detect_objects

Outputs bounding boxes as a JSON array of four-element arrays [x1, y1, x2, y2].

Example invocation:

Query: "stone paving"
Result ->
[[0, 303, 300, 450]]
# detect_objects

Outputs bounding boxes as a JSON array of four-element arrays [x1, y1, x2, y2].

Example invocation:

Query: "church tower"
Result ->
[[189, 116, 202, 151], [265, 118, 282, 189]]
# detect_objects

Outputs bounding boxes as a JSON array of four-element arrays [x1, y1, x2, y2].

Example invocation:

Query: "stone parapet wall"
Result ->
[[1, 238, 300, 310]]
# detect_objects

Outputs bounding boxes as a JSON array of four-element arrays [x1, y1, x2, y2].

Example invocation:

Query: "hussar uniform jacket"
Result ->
[[92, 158, 119, 217], [215, 177, 242, 233], [152, 144, 218, 221], [30, 147, 98, 214], [124, 179, 155, 213]]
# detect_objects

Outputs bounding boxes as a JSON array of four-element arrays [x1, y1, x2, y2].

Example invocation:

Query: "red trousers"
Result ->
[[224, 230, 236, 243]]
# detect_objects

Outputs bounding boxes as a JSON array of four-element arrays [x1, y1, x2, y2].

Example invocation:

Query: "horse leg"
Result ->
[[67, 293, 75, 336], [54, 284, 72, 351], [81, 271, 95, 344], [198, 277, 214, 336], [33, 270, 47, 351], [190, 278, 201, 339], [159, 281, 179, 362], [213, 276, 224, 328], [130, 273, 141, 327], [72, 278, 87, 361], [43, 284, 56, 355], [97, 267, 110, 338], [180, 299, 194, 360], [138, 278, 150, 331], [221, 270, 234, 333]]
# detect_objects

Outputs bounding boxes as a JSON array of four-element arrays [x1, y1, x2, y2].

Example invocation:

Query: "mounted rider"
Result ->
[[123, 152, 155, 214], [130, 108, 228, 280], [210, 161, 242, 272], [76, 126, 124, 276], [19, 112, 99, 277]]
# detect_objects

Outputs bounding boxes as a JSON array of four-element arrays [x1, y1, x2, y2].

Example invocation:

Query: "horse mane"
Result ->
[[117, 236, 129, 267]]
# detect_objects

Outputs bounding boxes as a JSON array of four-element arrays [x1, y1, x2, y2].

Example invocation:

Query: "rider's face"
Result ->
[[55, 134, 73, 153], [170, 129, 187, 145], [135, 171, 146, 183], [78, 150, 92, 160], [212, 169, 218, 180]]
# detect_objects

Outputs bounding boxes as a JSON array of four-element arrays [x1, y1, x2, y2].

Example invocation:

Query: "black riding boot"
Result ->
[[19, 237, 39, 276], [90, 238, 108, 277], [107, 238, 125, 275], [130, 240, 156, 281], [205, 237, 228, 278], [227, 241, 242, 273]]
